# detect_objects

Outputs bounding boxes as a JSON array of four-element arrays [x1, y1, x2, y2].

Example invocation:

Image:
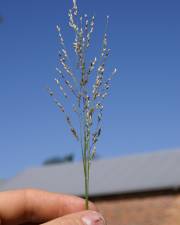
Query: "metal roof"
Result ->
[[1, 149, 180, 196], [0, 180, 5, 186]]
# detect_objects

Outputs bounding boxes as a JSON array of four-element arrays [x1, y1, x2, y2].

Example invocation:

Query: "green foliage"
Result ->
[[43, 154, 74, 165]]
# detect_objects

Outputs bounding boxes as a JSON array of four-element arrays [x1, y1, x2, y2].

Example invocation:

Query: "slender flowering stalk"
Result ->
[[48, 0, 117, 210]]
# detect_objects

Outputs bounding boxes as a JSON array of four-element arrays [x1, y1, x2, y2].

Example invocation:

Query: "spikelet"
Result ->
[[47, 87, 53, 97], [56, 68, 78, 98], [73, 0, 78, 15], [54, 99, 65, 113], [86, 16, 95, 48], [54, 78, 68, 99], [87, 57, 97, 77], [71, 127, 79, 141]]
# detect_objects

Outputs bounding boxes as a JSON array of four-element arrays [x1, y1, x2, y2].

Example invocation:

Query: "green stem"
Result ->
[[83, 131, 90, 210], [85, 171, 89, 209]]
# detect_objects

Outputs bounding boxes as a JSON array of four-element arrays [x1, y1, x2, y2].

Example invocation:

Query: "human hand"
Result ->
[[0, 189, 105, 225]]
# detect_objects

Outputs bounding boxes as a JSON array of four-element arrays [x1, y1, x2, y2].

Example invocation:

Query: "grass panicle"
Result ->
[[48, 0, 117, 210]]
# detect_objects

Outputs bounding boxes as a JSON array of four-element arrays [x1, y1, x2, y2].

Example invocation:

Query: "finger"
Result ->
[[0, 189, 96, 225], [41, 210, 106, 225]]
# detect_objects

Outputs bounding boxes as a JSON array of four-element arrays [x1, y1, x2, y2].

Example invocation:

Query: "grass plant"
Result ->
[[48, 0, 117, 209]]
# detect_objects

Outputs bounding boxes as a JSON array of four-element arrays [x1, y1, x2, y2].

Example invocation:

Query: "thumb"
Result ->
[[41, 210, 106, 225]]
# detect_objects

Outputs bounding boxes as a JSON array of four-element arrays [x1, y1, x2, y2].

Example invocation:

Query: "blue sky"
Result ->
[[0, 0, 179, 178]]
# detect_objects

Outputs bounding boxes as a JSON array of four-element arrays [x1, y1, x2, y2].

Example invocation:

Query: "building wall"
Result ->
[[94, 193, 180, 225]]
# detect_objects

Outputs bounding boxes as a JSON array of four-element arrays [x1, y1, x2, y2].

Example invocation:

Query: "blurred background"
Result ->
[[0, 0, 179, 178]]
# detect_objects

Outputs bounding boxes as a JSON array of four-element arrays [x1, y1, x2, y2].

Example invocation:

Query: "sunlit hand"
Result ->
[[0, 189, 105, 225]]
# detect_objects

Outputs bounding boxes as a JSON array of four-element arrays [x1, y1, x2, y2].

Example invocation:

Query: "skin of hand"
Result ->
[[0, 189, 106, 225]]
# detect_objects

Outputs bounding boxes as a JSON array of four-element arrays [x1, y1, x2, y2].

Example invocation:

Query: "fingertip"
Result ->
[[41, 210, 105, 225], [88, 201, 98, 212]]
